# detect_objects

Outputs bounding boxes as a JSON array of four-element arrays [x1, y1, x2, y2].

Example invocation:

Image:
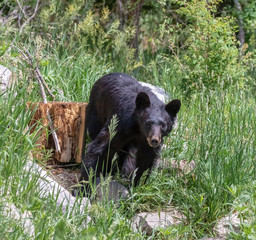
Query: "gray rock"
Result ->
[[199, 238, 225, 240], [2, 201, 35, 238], [0, 65, 14, 95], [170, 159, 196, 176], [24, 160, 90, 217], [214, 212, 245, 238], [133, 209, 185, 235], [139, 82, 170, 103], [94, 178, 129, 204]]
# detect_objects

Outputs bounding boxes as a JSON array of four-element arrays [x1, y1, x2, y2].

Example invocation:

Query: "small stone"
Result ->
[[133, 209, 185, 235]]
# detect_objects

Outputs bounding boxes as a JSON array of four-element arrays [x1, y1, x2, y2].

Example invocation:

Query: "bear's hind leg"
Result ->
[[85, 107, 104, 140], [79, 126, 110, 195]]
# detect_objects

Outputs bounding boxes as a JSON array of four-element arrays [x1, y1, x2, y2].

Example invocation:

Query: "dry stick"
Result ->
[[25, 50, 55, 100], [45, 164, 80, 169], [167, 10, 187, 26], [35, 72, 60, 153], [12, 44, 61, 153], [19, 0, 40, 34], [169, 43, 186, 74], [35, 69, 55, 100], [16, 0, 28, 17]]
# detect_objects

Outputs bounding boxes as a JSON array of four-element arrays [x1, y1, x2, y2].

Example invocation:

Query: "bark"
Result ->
[[131, 0, 144, 54], [234, 0, 245, 49], [117, 0, 125, 30], [117, 0, 144, 54]]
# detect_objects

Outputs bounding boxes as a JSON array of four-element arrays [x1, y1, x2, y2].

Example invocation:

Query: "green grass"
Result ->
[[1, 32, 256, 240], [1, 69, 256, 239]]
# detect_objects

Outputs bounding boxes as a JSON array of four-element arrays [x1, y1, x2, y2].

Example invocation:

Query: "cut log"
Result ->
[[28, 102, 87, 163]]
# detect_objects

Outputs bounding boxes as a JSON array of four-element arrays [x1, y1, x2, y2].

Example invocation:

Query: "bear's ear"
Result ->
[[136, 92, 150, 109], [165, 99, 181, 117]]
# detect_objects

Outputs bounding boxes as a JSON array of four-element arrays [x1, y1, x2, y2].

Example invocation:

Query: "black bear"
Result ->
[[79, 73, 181, 195]]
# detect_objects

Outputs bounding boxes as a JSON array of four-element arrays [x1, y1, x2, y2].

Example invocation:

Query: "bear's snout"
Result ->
[[147, 126, 162, 148], [148, 137, 161, 148]]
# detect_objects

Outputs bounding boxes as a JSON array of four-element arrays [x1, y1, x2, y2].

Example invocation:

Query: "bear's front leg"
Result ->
[[134, 145, 160, 186]]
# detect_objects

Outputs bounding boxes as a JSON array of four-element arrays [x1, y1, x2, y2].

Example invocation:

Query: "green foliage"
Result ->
[[36, 1, 141, 73], [160, 0, 246, 95]]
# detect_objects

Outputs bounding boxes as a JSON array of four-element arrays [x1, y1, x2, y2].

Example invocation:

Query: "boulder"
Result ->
[[24, 160, 90, 216], [139, 82, 170, 103]]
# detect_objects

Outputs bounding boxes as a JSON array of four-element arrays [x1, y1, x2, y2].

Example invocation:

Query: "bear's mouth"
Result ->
[[147, 137, 161, 148]]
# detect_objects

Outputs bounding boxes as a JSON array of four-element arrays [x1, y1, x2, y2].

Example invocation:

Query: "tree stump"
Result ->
[[29, 102, 87, 163]]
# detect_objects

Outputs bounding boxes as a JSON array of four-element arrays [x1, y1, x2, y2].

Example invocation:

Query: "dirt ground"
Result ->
[[47, 163, 81, 192]]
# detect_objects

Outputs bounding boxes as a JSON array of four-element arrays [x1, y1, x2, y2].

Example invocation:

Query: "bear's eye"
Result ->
[[161, 122, 167, 131], [145, 121, 153, 127]]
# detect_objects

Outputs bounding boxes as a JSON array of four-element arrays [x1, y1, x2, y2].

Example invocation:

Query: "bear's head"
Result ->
[[135, 92, 181, 148]]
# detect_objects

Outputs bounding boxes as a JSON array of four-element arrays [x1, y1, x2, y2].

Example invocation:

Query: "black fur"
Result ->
[[79, 73, 181, 195]]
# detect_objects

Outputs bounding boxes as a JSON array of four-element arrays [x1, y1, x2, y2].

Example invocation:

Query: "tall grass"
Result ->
[[1, 21, 256, 239], [130, 85, 256, 238], [1, 57, 256, 238]]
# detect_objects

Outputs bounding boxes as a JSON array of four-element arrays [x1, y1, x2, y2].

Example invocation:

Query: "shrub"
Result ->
[[161, 0, 247, 95]]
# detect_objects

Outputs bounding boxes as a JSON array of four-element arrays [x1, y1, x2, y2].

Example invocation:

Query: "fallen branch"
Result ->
[[11, 44, 61, 153]]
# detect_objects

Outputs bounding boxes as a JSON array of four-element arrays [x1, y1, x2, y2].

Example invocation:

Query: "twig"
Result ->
[[35, 68, 55, 100], [18, 0, 40, 34], [24, 50, 55, 100], [0, 6, 6, 16], [169, 43, 186, 74], [46, 164, 80, 169], [167, 9, 187, 26], [11, 44, 61, 153], [16, 0, 28, 17]]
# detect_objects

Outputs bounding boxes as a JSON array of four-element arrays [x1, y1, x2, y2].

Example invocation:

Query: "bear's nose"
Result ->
[[151, 138, 160, 147]]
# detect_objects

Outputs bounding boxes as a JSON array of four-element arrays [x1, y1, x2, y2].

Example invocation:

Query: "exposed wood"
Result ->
[[75, 102, 86, 163], [29, 102, 87, 163]]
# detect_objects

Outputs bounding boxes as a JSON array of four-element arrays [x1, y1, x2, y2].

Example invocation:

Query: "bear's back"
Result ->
[[92, 73, 161, 104], [89, 73, 165, 127]]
